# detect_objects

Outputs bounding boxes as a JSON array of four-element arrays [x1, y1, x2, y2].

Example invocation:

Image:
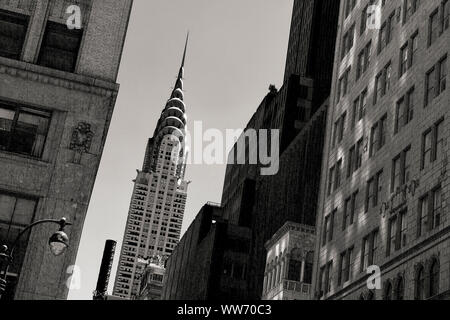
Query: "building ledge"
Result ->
[[0, 57, 119, 97]]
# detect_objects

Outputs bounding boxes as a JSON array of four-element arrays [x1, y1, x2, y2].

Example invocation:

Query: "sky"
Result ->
[[68, 0, 293, 300]]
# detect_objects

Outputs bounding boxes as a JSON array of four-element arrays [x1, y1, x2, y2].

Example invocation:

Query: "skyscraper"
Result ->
[[0, 0, 132, 300], [113, 36, 189, 299], [313, 0, 450, 300]]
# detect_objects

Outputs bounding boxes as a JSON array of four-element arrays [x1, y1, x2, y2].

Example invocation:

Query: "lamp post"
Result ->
[[0, 217, 72, 300]]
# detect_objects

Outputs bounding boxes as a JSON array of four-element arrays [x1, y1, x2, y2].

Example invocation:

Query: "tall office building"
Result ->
[[0, 0, 132, 300], [220, 0, 340, 299], [314, 0, 450, 300], [113, 37, 189, 299]]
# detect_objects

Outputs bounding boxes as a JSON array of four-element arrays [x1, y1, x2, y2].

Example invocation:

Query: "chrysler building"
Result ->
[[113, 36, 189, 299]]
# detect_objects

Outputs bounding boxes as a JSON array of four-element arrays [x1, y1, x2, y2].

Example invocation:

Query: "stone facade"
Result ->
[[262, 222, 315, 300], [313, 0, 450, 300], [0, 0, 132, 300]]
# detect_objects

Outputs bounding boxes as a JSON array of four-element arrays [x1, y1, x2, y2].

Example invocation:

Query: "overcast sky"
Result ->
[[68, 0, 293, 300]]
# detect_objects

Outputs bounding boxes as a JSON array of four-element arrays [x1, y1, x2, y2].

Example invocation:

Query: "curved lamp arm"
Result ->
[[7, 218, 72, 258]]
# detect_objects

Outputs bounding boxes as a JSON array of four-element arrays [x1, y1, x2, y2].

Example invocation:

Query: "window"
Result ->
[[322, 210, 336, 246], [0, 101, 51, 158], [374, 62, 392, 104], [338, 67, 351, 101], [443, 0, 450, 31], [343, 191, 358, 230], [425, 67, 436, 106], [378, 12, 395, 53], [328, 166, 335, 195], [395, 87, 415, 133], [365, 170, 383, 212], [403, 0, 420, 23], [0, 192, 37, 299], [38, 21, 83, 72], [338, 246, 354, 286], [0, 9, 29, 60], [325, 261, 333, 294], [415, 265, 425, 300], [347, 146, 355, 177], [356, 138, 363, 170], [335, 112, 346, 145], [438, 56, 447, 93], [356, 41, 372, 79], [344, 0, 356, 18], [399, 32, 418, 76], [335, 160, 342, 190], [421, 119, 444, 169], [360, 1, 375, 35], [429, 259, 440, 297], [429, 9, 440, 46], [418, 186, 442, 235], [395, 276, 405, 300], [391, 146, 411, 192], [425, 56, 447, 106], [370, 114, 387, 157], [387, 210, 408, 256], [384, 281, 393, 300], [341, 23, 355, 60], [361, 229, 378, 272]]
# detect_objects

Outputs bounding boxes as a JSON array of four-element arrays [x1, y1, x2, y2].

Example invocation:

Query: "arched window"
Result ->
[[395, 276, 404, 300], [429, 259, 440, 298], [303, 251, 314, 284], [288, 248, 302, 282], [415, 265, 425, 300], [359, 293, 365, 300], [383, 281, 392, 300]]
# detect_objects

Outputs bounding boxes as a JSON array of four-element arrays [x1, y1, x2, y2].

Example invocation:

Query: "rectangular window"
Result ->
[[38, 21, 83, 73], [328, 166, 335, 195], [0, 192, 37, 299], [391, 147, 411, 192], [426, 66, 436, 106], [335, 160, 342, 190], [429, 9, 440, 46], [0, 101, 51, 158], [418, 194, 429, 237], [361, 229, 378, 272], [0, 9, 29, 60], [443, 0, 450, 31], [438, 56, 447, 94], [404, 0, 419, 23], [421, 119, 445, 169], [432, 186, 442, 229]]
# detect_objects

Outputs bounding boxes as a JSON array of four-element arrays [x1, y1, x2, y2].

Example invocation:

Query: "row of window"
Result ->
[[324, 177, 443, 250], [329, 113, 445, 199], [320, 240, 441, 300], [0, 9, 83, 73]]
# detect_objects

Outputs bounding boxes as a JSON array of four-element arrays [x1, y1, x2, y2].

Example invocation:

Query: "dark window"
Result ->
[[0, 9, 29, 60], [384, 281, 393, 300], [395, 276, 405, 300], [429, 259, 439, 297], [415, 265, 425, 300], [0, 101, 51, 158], [38, 21, 83, 72], [0, 192, 37, 300]]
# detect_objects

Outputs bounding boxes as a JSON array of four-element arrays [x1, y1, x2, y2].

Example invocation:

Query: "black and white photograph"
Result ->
[[0, 0, 449, 316]]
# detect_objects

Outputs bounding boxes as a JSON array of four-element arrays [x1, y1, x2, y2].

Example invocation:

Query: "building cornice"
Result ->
[[0, 57, 119, 97]]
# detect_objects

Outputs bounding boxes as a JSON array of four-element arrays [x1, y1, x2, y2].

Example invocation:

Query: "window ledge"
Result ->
[[0, 150, 50, 168]]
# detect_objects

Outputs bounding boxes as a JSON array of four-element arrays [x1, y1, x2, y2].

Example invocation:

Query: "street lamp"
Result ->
[[0, 217, 72, 299]]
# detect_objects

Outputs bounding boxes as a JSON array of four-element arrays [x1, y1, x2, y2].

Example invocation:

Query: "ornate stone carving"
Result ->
[[70, 122, 94, 154]]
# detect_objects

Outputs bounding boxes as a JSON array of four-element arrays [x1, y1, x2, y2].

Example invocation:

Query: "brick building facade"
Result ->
[[313, 0, 450, 300]]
